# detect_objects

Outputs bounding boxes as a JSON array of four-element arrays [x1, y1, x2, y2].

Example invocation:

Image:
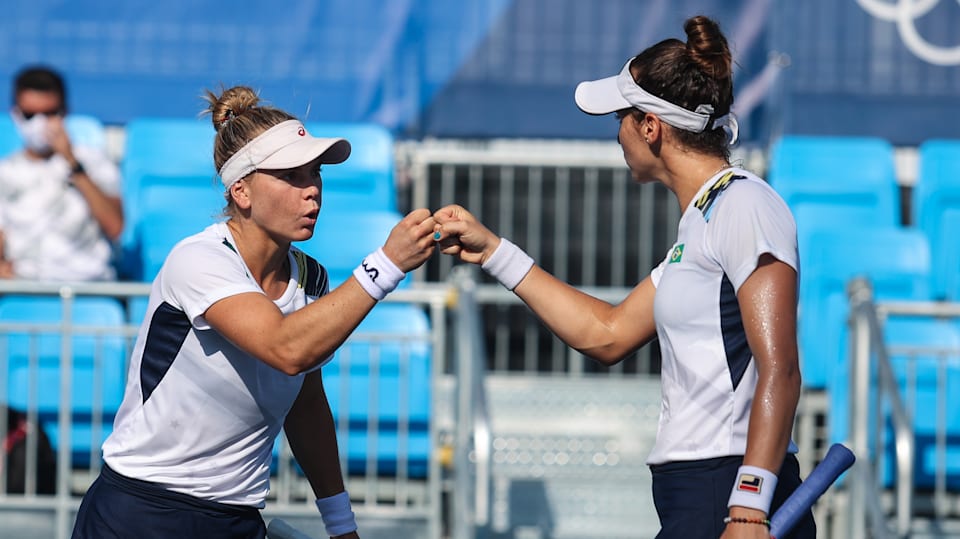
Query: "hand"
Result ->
[[381, 208, 436, 273], [432, 204, 501, 265], [45, 115, 75, 162], [719, 507, 771, 539], [0, 259, 13, 279]]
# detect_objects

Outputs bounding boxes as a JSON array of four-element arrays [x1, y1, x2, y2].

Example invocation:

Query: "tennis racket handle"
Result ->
[[266, 518, 313, 539], [769, 443, 856, 539]]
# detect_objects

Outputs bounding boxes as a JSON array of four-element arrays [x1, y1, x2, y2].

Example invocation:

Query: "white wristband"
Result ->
[[728, 465, 778, 514], [353, 247, 405, 301], [481, 238, 534, 291], [315, 491, 358, 536]]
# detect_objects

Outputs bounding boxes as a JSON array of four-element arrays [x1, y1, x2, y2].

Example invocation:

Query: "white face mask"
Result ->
[[11, 110, 51, 153]]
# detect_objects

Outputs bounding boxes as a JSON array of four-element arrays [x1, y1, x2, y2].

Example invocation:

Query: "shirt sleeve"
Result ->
[[704, 180, 799, 293], [159, 239, 262, 329], [649, 248, 673, 288]]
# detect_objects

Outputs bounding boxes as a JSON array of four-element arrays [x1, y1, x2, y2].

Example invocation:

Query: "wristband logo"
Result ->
[[856, 0, 960, 65], [737, 473, 763, 494], [362, 261, 379, 282]]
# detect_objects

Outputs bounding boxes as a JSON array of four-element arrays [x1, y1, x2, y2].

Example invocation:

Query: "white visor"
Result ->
[[218, 120, 352, 187], [574, 57, 739, 144]]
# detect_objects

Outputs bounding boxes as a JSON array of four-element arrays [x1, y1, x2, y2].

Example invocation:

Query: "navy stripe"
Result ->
[[303, 254, 328, 297], [719, 274, 752, 390], [140, 302, 192, 404]]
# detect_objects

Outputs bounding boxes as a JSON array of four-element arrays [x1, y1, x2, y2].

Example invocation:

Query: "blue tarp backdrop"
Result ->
[[0, 0, 958, 145]]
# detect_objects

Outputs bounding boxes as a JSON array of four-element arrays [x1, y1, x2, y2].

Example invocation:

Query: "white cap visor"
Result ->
[[218, 120, 352, 187], [574, 74, 632, 115], [574, 57, 739, 144]]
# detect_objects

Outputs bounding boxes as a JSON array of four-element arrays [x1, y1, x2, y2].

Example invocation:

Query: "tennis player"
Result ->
[[434, 15, 815, 539], [71, 86, 437, 539]]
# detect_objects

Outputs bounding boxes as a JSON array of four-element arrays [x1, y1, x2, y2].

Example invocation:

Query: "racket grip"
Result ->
[[769, 443, 856, 538], [266, 518, 313, 539]]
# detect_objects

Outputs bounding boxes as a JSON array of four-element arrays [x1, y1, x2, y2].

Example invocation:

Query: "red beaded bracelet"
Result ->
[[723, 516, 771, 528]]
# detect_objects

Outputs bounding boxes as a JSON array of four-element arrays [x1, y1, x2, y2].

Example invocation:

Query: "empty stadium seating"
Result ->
[[323, 303, 432, 476], [913, 139, 960, 301], [768, 135, 901, 230], [798, 226, 932, 389], [118, 117, 217, 280], [305, 122, 397, 212], [828, 316, 960, 489], [280, 209, 430, 476], [295, 208, 406, 289], [0, 295, 127, 466]]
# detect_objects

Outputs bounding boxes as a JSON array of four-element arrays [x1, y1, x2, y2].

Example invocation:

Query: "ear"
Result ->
[[229, 176, 253, 210], [641, 112, 663, 144]]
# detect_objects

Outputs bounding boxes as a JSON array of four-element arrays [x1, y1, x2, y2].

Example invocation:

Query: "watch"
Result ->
[[70, 161, 85, 176]]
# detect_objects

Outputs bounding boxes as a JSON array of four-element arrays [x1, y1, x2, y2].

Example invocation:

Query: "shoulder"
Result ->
[[702, 170, 793, 225], [164, 225, 243, 277]]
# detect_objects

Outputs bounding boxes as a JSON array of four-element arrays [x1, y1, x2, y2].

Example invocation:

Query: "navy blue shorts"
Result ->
[[72, 465, 266, 539], [650, 453, 816, 539]]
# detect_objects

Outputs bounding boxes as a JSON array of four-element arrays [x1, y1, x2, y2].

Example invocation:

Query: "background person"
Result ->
[[71, 86, 437, 539], [0, 65, 123, 280], [433, 15, 815, 539]]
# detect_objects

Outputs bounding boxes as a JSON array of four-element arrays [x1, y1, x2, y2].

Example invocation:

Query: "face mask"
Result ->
[[11, 110, 51, 153]]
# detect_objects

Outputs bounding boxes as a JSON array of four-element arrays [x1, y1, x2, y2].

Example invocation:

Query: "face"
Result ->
[[241, 158, 323, 243], [15, 89, 64, 119], [616, 109, 655, 183]]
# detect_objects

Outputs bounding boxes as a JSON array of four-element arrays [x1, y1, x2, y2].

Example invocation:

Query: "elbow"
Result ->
[[104, 218, 124, 242], [270, 342, 329, 376]]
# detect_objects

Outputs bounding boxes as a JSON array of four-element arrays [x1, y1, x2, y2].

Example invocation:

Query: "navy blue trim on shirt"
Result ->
[[140, 301, 192, 403], [719, 274, 752, 390]]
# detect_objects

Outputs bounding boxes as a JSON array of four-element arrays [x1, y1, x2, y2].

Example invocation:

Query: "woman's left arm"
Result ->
[[738, 253, 801, 472], [284, 370, 360, 539]]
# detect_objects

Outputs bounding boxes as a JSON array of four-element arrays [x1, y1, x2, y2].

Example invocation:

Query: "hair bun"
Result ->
[[203, 86, 261, 132], [684, 15, 732, 81]]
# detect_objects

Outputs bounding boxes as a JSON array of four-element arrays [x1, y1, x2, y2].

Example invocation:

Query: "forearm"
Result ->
[[513, 266, 643, 364], [70, 172, 124, 240], [742, 358, 801, 471], [258, 279, 378, 374], [285, 371, 347, 497]]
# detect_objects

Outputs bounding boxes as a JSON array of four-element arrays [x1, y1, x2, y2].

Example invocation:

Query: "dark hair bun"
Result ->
[[684, 15, 732, 81]]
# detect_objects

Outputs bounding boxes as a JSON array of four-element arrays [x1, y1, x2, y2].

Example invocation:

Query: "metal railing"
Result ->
[[846, 277, 960, 538], [0, 273, 495, 539]]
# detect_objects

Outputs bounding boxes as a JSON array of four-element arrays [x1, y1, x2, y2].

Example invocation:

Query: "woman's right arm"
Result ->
[[435, 204, 657, 365], [203, 209, 436, 375]]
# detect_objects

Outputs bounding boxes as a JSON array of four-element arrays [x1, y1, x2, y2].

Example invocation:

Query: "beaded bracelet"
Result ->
[[723, 516, 771, 528]]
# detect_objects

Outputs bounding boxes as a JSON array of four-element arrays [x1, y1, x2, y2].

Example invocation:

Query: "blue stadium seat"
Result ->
[[119, 117, 216, 280], [294, 208, 407, 289], [913, 139, 960, 301], [828, 317, 960, 489], [322, 303, 432, 477], [799, 226, 931, 389], [768, 135, 900, 235], [305, 122, 397, 212], [0, 113, 108, 157], [0, 295, 127, 466], [292, 209, 429, 477], [137, 183, 224, 282]]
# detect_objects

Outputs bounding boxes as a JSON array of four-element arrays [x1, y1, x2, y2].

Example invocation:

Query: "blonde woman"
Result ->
[[73, 86, 436, 538]]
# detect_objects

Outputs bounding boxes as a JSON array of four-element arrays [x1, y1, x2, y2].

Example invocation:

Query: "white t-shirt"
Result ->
[[102, 222, 331, 507], [0, 146, 121, 281], [647, 168, 800, 465]]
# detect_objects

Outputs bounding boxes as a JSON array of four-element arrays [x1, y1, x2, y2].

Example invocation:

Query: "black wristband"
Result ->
[[70, 161, 85, 176]]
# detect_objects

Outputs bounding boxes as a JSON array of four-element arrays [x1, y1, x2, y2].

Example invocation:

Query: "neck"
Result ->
[[666, 157, 732, 212], [226, 219, 290, 295]]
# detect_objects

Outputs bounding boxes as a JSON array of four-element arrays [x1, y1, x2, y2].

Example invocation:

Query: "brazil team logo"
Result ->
[[669, 244, 684, 264]]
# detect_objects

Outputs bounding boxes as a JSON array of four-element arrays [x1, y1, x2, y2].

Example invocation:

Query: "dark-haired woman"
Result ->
[[433, 15, 815, 539], [71, 86, 437, 538]]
